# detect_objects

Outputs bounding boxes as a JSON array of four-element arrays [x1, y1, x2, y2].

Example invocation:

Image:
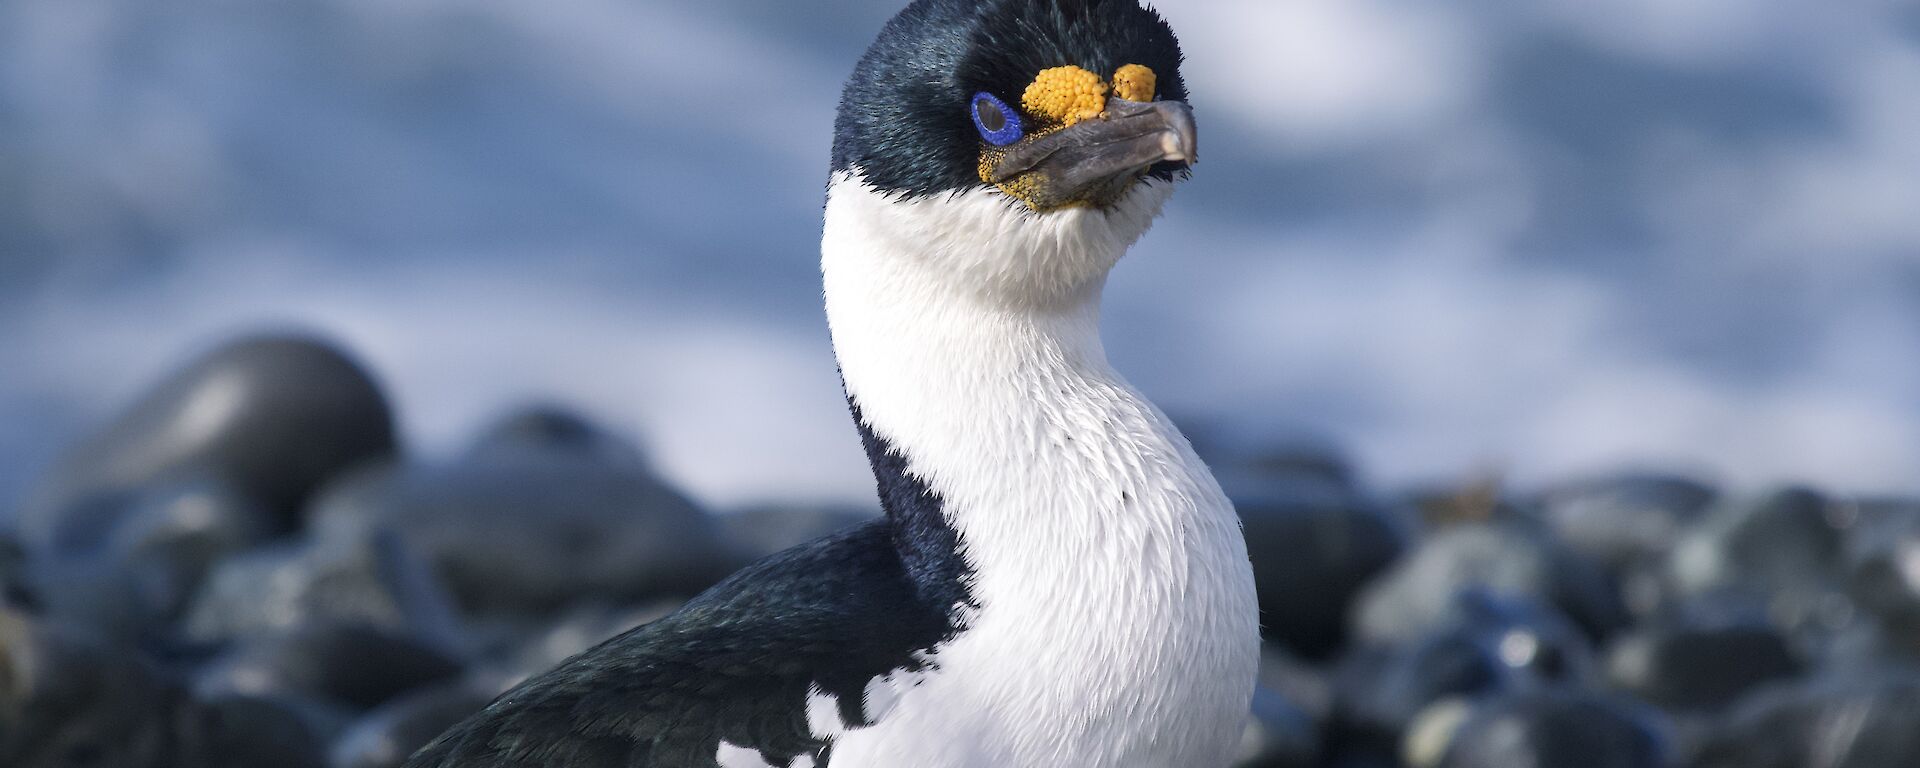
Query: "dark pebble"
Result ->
[[463, 403, 648, 467], [721, 504, 879, 562], [1236, 686, 1320, 768], [1259, 646, 1334, 723], [0, 608, 176, 768], [193, 623, 464, 711], [1604, 617, 1803, 711], [16, 335, 396, 541], [486, 600, 681, 688], [1401, 478, 1524, 529], [1669, 486, 1850, 597], [175, 693, 344, 768], [1335, 591, 1593, 747], [1180, 421, 1357, 491], [328, 681, 495, 768], [1842, 499, 1920, 654], [1534, 472, 1717, 571], [0, 534, 25, 607], [1230, 472, 1410, 659], [1353, 522, 1627, 644], [182, 524, 461, 648], [1693, 670, 1920, 768], [1430, 689, 1670, 768], [1667, 487, 1863, 646], [22, 474, 275, 642]]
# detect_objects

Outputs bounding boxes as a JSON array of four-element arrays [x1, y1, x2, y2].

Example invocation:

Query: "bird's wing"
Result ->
[[403, 519, 956, 768]]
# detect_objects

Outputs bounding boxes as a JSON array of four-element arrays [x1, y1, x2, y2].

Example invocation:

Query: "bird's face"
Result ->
[[834, 0, 1192, 210], [828, 0, 1194, 303], [971, 63, 1195, 212]]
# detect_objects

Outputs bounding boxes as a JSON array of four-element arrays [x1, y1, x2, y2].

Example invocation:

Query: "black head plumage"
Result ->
[[831, 0, 1187, 197]]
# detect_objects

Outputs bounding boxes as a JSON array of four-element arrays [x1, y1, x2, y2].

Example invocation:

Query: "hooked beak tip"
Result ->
[[1154, 100, 1199, 165]]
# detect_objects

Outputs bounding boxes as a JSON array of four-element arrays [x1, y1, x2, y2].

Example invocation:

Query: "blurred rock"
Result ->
[[1402, 477, 1523, 529], [0, 534, 25, 608], [1180, 421, 1356, 492], [1353, 522, 1627, 645], [20, 557, 161, 646], [487, 600, 679, 688], [309, 445, 736, 620], [174, 693, 343, 768], [24, 474, 274, 641], [463, 404, 647, 467], [1236, 686, 1319, 768], [328, 681, 494, 768], [107, 473, 275, 587], [1843, 499, 1920, 654], [1535, 472, 1717, 571], [0, 608, 176, 768], [1428, 689, 1669, 768], [722, 504, 877, 561], [1693, 670, 1920, 768], [1668, 487, 1862, 647], [1604, 617, 1803, 712], [183, 524, 461, 648], [1230, 474, 1410, 659], [1402, 698, 1473, 768], [193, 624, 463, 711], [1259, 646, 1335, 723], [1336, 591, 1593, 745], [1670, 487, 1851, 596], [16, 336, 396, 542]]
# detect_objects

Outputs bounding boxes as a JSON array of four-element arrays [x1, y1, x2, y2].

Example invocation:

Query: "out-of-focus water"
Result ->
[[2, 0, 1916, 509]]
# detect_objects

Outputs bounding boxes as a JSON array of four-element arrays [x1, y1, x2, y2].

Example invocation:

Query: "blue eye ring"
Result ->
[[970, 92, 1024, 146]]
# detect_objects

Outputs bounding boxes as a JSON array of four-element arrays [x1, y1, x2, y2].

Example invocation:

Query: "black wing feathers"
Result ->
[[404, 520, 959, 768]]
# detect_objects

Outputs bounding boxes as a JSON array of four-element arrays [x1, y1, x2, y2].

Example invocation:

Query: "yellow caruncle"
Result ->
[[1112, 64, 1157, 104], [982, 63, 1167, 211], [1019, 64, 1159, 128]]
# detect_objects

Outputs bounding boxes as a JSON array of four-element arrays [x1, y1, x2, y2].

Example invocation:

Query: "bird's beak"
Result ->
[[986, 97, 1197, 211]]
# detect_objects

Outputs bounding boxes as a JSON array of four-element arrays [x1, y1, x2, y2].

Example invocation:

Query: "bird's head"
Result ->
[[827, 0, 1193, 306]]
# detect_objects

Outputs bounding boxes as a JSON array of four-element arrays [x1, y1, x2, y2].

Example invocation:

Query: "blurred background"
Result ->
[[4, 0, 1916, 512], [6, 2, 1920, 767]]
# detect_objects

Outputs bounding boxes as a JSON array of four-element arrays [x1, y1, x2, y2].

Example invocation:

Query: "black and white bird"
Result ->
[[405, 0, 1258, 765]]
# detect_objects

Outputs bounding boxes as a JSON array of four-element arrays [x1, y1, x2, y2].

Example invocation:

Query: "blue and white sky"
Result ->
[[3, 0, 1917, 509]]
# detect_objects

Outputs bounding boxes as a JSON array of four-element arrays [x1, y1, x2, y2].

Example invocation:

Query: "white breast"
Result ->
[[804, 171, 1261, 768]]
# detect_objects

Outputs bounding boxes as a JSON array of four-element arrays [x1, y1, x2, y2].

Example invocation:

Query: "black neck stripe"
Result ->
[[848, 398, 976, 618]]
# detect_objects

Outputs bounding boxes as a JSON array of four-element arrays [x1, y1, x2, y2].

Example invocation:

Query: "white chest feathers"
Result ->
[[735, 171, 1262, 768]]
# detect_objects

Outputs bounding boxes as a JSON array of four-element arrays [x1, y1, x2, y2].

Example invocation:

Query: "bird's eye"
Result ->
[[971, 92, 1024, 146]]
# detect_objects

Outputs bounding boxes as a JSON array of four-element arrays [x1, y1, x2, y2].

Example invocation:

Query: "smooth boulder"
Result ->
[[309, 448, 735, 620], [16, 335, 395, 543]]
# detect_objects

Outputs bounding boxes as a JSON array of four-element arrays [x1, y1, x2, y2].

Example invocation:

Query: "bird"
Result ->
[[403, 0, 1258, 765]]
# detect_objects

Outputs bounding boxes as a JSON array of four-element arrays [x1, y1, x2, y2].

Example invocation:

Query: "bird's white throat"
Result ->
[[817, 169, 1259, 767]]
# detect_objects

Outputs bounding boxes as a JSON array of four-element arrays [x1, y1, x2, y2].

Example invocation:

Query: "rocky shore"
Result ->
[[3, 334, 1916, 767]]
